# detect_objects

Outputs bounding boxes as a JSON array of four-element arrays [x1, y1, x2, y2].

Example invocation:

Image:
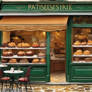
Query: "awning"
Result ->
[[0, 16, 68, 32]]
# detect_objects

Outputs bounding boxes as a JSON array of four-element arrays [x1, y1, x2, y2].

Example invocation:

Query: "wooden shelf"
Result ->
[[0, 47, 46, 50], [72, 45, 92, 47], [1, 55, 45, 59]]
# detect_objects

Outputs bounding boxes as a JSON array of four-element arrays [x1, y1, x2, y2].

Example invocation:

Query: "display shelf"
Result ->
[[1, 63, 46, 65], [0, 47, 46, 50], [1, 55, 45, 59], [73, 61, 92, 63], [72, 45, 92, 47], [73, 55, 92, 57]]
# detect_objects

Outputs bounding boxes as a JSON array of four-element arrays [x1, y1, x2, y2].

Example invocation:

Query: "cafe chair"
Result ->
[[18, 66, 31, 92], [0, 70, 10, 91]]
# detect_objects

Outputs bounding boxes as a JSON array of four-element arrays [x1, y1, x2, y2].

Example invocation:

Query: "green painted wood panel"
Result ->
[[1, 3, 92, 13]]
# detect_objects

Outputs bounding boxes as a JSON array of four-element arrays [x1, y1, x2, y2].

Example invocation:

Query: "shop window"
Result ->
[[73, 16, 92, 24], [72, 28, 92, 63]]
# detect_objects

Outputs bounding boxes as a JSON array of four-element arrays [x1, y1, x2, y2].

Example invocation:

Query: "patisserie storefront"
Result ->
[[0, 0, 92, 83]]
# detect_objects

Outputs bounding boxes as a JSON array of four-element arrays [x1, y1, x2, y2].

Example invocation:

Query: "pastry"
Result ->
[[17, 42, 30, 48], [85, 58, 92, 62], [26, 51, 33, 56], [19, 59, 29, 63], [1, 59, 7, 63], [38, 52, 45, 57], [32, 42, 39, 48], [17, 43, 22, 48], [81, 41, 87, 45], [23, 43, 30, 48], [74, 41, 81, 45], [88, 40, 92, 45], [74, 50, 82, 55], [2, 51, 8, 56], [8, 42, 16, 47], [2, 51, 13, 56], [2, 43, 8, 47], [17, 51, 25, 56], [9, 59, 17, 63], [40, 42, 46, 47], [40, 58, 46, 63], [74, 58, 79, 61], [32, 59, 39, 63], [83, 50, 91, 55]]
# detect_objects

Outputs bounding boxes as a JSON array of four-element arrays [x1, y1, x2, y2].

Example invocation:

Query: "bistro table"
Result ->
[[4, 70, 24, 91]]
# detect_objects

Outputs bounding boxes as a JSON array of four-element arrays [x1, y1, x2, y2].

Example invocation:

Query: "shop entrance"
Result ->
[[50, 31, 66, 83]]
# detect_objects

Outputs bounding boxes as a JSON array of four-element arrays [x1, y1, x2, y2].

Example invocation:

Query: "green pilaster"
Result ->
[[66, 16, 73, 82], [46, 32, 50, 82]]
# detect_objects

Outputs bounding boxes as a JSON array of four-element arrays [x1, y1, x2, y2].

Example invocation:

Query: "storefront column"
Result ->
[[46, 32, 50, 82]]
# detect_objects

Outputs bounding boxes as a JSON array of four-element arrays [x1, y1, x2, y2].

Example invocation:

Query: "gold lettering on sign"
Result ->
[[28, 4, 72, 11]]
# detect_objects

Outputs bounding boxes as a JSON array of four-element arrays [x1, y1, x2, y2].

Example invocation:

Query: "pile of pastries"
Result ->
[[1, 58, 46, 63], [74, 57, 92, 62], [74, 49, 91, 55], [74, 40, 92, 45], [2, 41, 46, 48]]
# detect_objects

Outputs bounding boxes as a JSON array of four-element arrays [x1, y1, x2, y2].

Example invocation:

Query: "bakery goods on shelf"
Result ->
[[2, 43, 8, 47], [38, 52, 45, 57], [17, 42, 30, 48], [9, 59, 17, 63], [17, 51, 25, 56], [87, 40, 92, 45], [32, 59, 39, 63], [32, 42, 39, 48], [40, 42, 46, 47], [74, 41, 81, 45], [19, 59, 29, 63], [1, 59, 7, 63], [26, 51, 33, 56], [81, 41, 87, 45], [83, 50, 91, 55], [2, 50, 13, 56], [74, 50, 83, 55], [8, 42, 16, 47], [85, 58, 92, 62], [40, 58, 46, 63]]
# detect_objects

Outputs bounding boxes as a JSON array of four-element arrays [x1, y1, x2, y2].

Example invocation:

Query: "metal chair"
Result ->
[[18, 66, 31, 92]]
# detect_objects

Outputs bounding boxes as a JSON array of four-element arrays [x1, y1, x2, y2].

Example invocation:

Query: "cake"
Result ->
[[9, 59, 17, 63], [40, 58, 46, 63], [74, 41, 81, 45], [32, 42, 39, 48], [32, 59, 39, 63], [74, 50, 83, 55], [8, 42, 16, 47], [26, 51, 33, 56], [83, 50, 91, 55], [88, 40, 92, 45], [17, 51, 25, 56]]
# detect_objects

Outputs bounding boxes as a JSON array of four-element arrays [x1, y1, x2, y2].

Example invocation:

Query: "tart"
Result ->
[[40, 58, 46, 63], [74, 50, 82, 55], [32, 59, 39, 63], [88, 40, 92, 45], [26, 51, 33, 56], [74, 41, 81, 45], [8, 42, 16, 47], [83, 50, 91, 55], [9, 59, 17, 63], [17, 51, 25, 56]]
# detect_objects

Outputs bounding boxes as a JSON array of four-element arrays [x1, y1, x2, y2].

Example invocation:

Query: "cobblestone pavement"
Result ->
[[1, 84, 92, 92]]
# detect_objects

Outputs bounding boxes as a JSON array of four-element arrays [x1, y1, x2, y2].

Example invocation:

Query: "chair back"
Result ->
[[25, 66, 31, 79]]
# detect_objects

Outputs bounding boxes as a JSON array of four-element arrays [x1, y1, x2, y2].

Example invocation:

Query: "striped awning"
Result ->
[[0, 16, 68, 32]]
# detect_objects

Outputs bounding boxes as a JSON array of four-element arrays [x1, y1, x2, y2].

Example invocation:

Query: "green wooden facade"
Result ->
[[0, 0, 92, 82]]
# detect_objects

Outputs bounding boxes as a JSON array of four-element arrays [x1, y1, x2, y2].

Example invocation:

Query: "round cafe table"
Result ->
[[4, 70, 24, 90]]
